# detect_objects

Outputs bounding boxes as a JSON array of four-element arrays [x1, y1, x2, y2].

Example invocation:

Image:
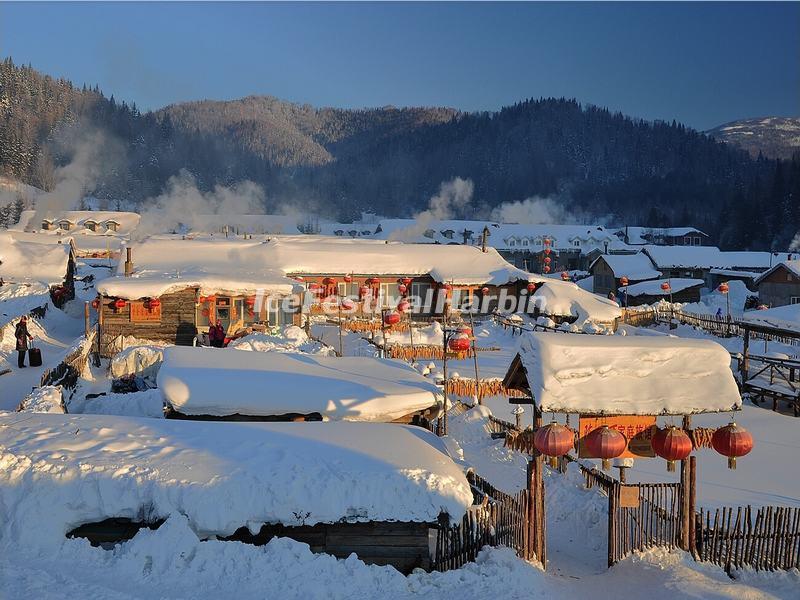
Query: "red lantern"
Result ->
[[145, 298, 161, 310], [344, 274, 353, 283], [526, 282, 536, 293], [718, 282, 729, 294], [543, 238, 551, 246], [544, 247, 551, 255], [397, 299, 411, 313], [383, 311, 401, 326], [651, 426, 692, 472], [481, 286, 490, 294], [448, 333, 471, 353], [113, 298, 127, 310], [398, 284, 407, 294], [534, 422, 574, 467], [619, 276, 629, 287], [206, 295, 217, 303], [201, 308, 210, 317], [91, 299, 100, 310], [323, 277, 336, 285], [459, 326, 472, 336], [245, 297, 256, 306], [401, 277, 412, 285], [585, 426, 627, 470], [543, 266, 551, 273], [560, 271, 571, 281], [660, 282, 671, 292], [198, 296, 207, 304], [544, 256, 551, 265], [712, 422, 754, 470]]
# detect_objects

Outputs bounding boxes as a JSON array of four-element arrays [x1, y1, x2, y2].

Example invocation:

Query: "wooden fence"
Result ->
[[432, 471, 532, 570], [696, 505, 800, 573]]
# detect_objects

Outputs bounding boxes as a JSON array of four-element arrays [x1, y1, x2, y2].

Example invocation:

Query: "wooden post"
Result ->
[[380, 308, 389, 359], [441, 323, 448, 437], [689, 455, 697, 558], [608, 482, 618, 568], [532, 407, 545, 567], [468, 310, 481, 405], [526, 459, 534, 560], [84, 301, 90, 339], [337, 302, 344, 357], [741, 327, 750, 383], [97, 299, 104, 357], [680, 416, 692, 552]]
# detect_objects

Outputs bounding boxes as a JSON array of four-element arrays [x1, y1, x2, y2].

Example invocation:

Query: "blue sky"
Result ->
[[1, 2, 798, 130]]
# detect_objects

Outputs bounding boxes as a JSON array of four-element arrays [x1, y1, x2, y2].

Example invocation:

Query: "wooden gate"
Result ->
[[608, 481, 683, 566]]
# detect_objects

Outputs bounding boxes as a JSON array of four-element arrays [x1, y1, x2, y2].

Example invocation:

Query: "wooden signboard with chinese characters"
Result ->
[[619, 486, 641, 508], [129, 301, 162, 323], [578, 415, 656, 459]]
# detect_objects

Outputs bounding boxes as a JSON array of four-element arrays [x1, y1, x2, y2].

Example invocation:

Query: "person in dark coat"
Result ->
[[15, 316, 33, 368]]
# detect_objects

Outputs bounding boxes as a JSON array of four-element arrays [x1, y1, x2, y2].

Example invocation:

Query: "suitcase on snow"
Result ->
[[28, 343, 42, 367]]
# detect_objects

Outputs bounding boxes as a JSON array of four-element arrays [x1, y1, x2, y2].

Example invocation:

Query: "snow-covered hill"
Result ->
[[707, 116, 800, 159]]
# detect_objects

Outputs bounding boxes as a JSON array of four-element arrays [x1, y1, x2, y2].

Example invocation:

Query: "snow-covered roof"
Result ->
[[158, 346, 442, 420], [15, 210, 141, 234], [515, 332, 742, 415], [613, 227, 707, 245], [96, 238, 299, 299], [754, 259, 800, 285], [268, 236, 532, 285], [0, 413, 473, 543], [623, 278, 705, 296], [491, 224, 619, 252], [532, 280, 621, 323], [0, 232, 72, 285], [740, 304, 800, 333], [0, 281, 52, 329], [590, 252, 661, 281], [720, 252, 795, 271], [371, 219, 496, 244], [642, 245, 728, 269]]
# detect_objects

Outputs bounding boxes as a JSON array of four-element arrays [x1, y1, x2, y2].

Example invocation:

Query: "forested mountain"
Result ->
[[1, 57, 798, 251], [706, 117, 800, 160]]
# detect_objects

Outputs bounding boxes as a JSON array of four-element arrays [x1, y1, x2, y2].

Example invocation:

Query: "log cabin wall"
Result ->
[[100, 287, 198, 352]]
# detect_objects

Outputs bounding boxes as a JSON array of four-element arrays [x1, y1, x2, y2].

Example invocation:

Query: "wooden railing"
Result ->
[[432, 471, 532, 571], [696, 505, 800, 573]]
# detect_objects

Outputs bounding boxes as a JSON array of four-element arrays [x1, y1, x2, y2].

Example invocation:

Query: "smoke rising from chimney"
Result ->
[[389, 177, 474, 241]]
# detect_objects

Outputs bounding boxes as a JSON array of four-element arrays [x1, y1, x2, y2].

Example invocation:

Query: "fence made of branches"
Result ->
[[696, 505, 800, 573], [432, 471, 532, 571]]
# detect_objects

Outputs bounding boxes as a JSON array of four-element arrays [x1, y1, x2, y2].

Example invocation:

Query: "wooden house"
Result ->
[[589, 252, 661, 297], [755, 260, 800, 307], [623, 278, 704, 306], [95, 238, 299, 353], [2, 413, 474, 574], [0, 232, 76, 307]]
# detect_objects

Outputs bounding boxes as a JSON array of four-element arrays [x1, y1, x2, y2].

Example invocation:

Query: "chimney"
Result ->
[[124, 247, 133, 277], [481, 226, 490, 253]]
